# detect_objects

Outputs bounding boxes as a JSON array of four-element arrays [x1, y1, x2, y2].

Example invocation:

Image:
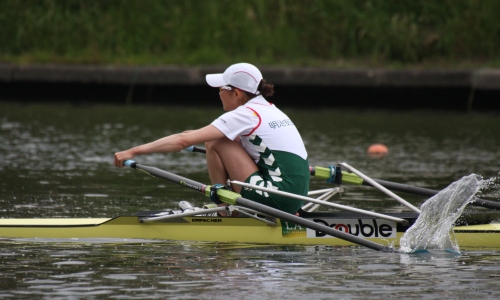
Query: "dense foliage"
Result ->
[[1, 0, 499, 67]]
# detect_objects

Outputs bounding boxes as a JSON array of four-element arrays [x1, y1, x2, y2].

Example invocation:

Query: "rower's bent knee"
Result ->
[[205, 137, 236, 152], [205, 139, 221, 151]]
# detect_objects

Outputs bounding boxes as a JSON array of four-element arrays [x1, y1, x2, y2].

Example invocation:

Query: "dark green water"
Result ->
[[1, 102, 500, 299]]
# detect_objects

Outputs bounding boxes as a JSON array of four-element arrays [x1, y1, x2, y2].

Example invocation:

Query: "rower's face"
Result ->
[[219, 86, 238, 111]]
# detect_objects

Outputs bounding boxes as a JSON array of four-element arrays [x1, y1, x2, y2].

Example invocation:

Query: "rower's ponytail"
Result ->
[[257, 79, 275, 97]]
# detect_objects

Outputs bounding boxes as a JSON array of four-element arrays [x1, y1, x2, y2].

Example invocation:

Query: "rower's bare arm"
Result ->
[[114, 125, 224, 167]]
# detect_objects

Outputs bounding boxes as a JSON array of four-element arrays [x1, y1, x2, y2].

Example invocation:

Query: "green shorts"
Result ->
[[240, 171, 309, 214]]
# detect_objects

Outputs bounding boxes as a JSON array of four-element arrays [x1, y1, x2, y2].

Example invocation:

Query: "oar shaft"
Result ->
[[365, 179, 500, 210], [313, 166, 500, 211], [230, 180, 408, 224], [125, 160, 208, 194], [366, 179, 437, 197], [233, 196, 392, 252], [182, 147, 500, 210], [123, 160, 392, 252]]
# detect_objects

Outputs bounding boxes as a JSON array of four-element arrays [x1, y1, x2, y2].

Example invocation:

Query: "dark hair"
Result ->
[[257, 79, 274, 97], [237, 79, 275, 99]]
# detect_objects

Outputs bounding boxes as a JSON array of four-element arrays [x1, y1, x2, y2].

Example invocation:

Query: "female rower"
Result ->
[[114, 63, 309, 214]]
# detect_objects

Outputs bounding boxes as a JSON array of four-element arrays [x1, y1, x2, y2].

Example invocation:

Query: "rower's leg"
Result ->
[[205, 137, 258, 194]]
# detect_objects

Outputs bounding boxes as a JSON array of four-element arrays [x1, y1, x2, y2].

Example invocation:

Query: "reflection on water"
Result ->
[[1, 102, 500, 298], [1, 240, 500, 299]]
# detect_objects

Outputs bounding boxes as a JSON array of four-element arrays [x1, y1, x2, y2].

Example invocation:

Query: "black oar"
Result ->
[[185, 146, 499, 209], [184, 146, 500, 210], [123, 160, 392, 252], [312, 166, 500, 210]]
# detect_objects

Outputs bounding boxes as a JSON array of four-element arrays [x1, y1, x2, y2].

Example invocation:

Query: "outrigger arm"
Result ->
[[230, 180, 409, 226]]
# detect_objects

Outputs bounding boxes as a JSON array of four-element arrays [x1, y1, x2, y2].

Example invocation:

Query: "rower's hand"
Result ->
[[114, 150, 134, 168]]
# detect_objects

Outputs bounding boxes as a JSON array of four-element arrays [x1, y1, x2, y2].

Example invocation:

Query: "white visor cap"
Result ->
[[206, 63, 263, 94]]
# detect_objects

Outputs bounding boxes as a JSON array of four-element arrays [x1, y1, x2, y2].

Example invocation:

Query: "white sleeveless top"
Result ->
[[211, 96, 308, 162]]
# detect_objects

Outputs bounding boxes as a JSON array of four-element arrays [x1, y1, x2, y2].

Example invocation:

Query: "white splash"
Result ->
[[400, 174, 483, 254]]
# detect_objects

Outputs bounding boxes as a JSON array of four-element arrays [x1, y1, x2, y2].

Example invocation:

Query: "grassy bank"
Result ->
[[1, 0, 499, 68]]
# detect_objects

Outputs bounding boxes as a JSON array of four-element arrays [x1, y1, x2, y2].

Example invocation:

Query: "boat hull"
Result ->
[[1, 213, 499, 249]]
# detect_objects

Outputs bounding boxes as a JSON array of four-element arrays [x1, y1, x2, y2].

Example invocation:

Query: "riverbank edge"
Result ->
[[1, 64, 499, 89], [1, 64, 499, 111]]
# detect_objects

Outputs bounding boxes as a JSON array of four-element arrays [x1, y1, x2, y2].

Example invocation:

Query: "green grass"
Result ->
[[1, 0, 499, 68]]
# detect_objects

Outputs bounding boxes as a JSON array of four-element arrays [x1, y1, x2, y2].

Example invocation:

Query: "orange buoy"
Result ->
[[367, 143, 389, 158]]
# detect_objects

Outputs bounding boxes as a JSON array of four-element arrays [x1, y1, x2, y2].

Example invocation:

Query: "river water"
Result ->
[[1, 102, 500, 299]]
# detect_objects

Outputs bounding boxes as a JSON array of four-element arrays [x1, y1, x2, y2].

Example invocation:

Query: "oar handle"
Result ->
[[184, 146, 206, 154], [123, 160, 137, 168]]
